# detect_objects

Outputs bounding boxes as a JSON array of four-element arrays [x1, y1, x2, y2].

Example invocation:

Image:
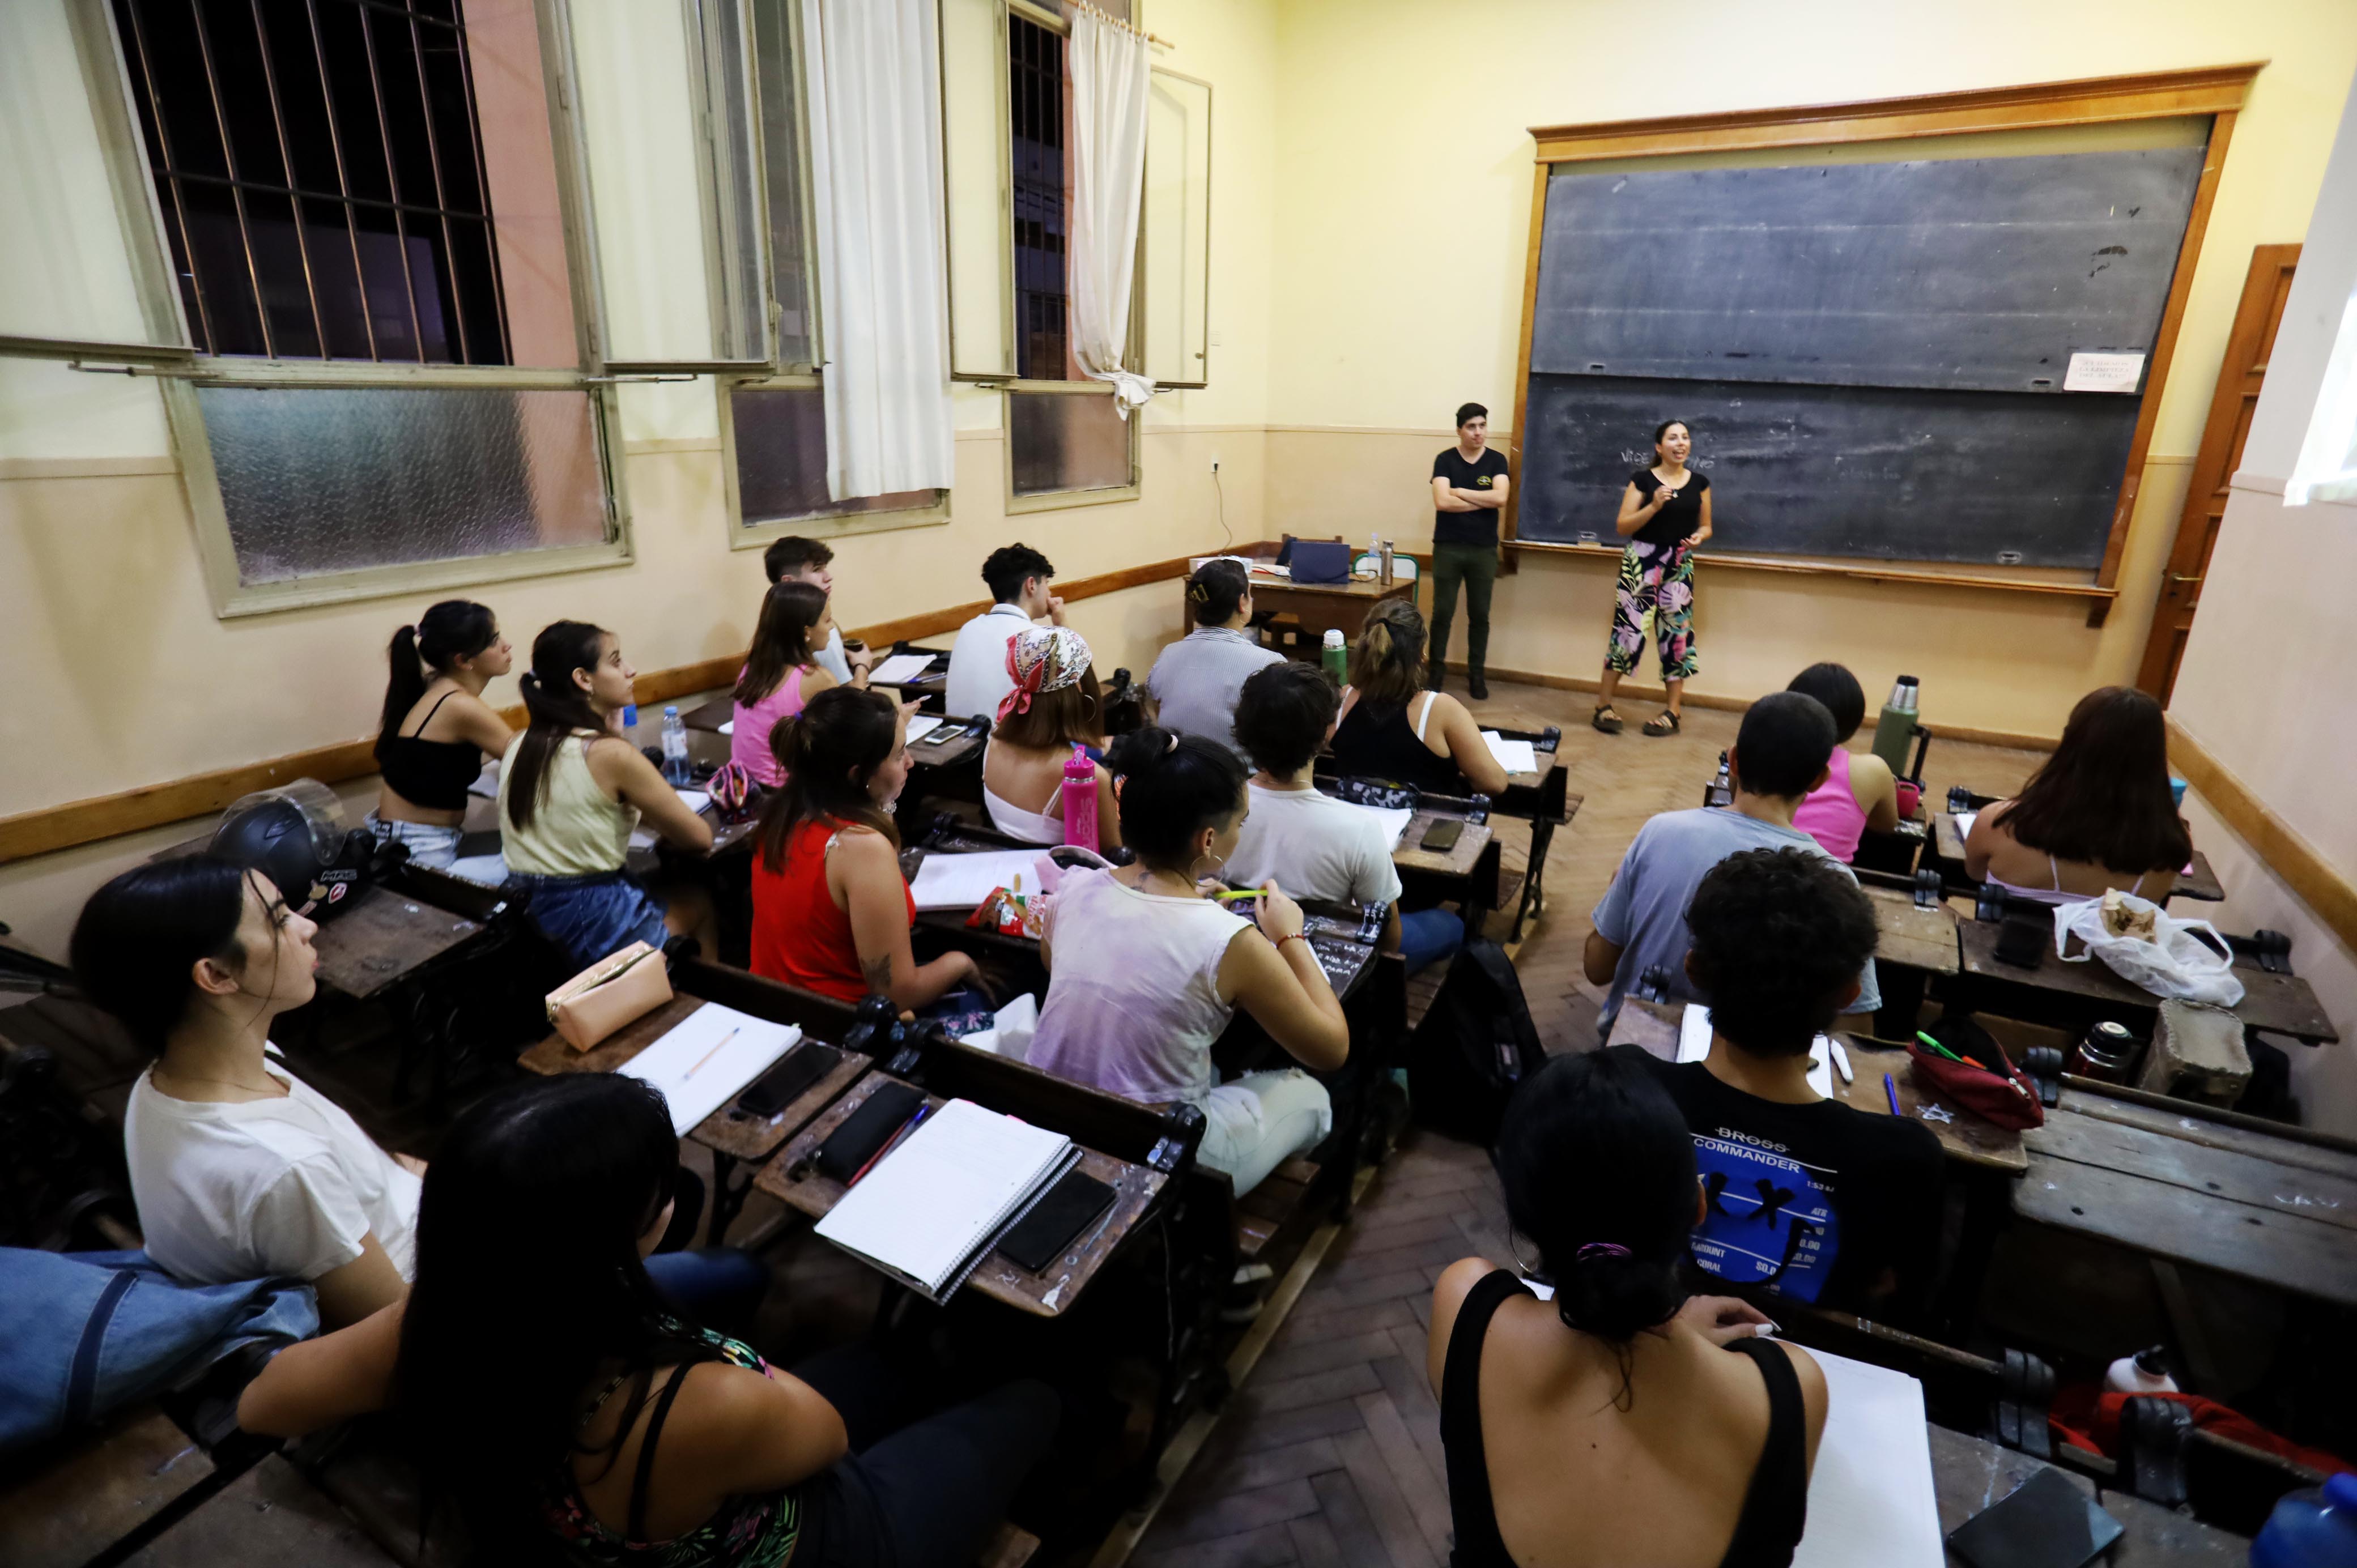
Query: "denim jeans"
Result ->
[[1397, 906, 1465, 975], [642, 1248, 769, 1341]]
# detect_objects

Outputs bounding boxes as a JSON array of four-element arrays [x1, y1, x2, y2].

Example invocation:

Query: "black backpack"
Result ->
[[1407, 938, 1546, 1145]]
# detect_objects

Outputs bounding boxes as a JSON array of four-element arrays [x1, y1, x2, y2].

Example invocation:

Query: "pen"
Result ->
[[1914, 1030, 1968, 1065], [1828, 1038, 1854, 1085], [1884, 1072, 1902, 1117], [683, 1026, 741, 1080], [848, 1101, 933, 1187]]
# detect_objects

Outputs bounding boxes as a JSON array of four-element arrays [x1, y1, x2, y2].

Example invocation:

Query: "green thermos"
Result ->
[[1870, 676, 1919, 774], [1322, 628, 1348, 683]]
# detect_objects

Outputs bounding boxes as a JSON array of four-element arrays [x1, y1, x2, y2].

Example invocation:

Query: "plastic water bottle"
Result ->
[[661, 706, 691, 786], [621, 702, 639, 745], [2251, 1472, 2357, 1568], [1321, 628, 1348, 684], [1870, 676, 1920, 774], [1061, 744, 1099, 851]]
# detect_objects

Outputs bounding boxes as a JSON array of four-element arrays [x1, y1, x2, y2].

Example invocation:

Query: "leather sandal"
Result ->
[[1592, 705, 1624, 734], [1643, 709, 1682, 737]]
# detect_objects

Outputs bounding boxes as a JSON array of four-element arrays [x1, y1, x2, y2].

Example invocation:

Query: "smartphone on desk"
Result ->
[[735, 1042, 843, 1119], [1946, 1468, 2121, 1568], [1419, 819, 1465, 853]]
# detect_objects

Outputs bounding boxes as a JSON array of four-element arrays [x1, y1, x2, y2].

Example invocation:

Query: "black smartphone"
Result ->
[[734, 1042, 843, 1119], [1994, 913, 2048, 969], [813, 1081, 926, 1182], [1420, 819, 1465, 853], [998, 1170, 1118, 1273], [1946, 1468, 2122, 1568]]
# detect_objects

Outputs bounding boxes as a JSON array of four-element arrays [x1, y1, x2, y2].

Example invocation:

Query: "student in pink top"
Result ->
[[1784, 664, 1898, 864], [732, 582, 860, 786]]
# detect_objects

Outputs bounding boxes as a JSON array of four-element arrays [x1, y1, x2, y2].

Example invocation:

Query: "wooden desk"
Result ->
[[1390, 808, 1503, 931], [1930, 812, 2224, 904], [1224, 542, 1416, 653], [1862, 884, 1963, 1038], [1927, 1426, 2249, 1566], [2015, 1084, 2357, 1305], [754, 1070, 1165, 1318], [1955, 919, 2338, 1043], [682, 693, 732, 735], [1607, 998, 2026, 1175]]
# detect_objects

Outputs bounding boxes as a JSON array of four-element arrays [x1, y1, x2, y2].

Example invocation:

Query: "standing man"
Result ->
[[1428, 402, 1510, 700], [946, 543, 1065, 720]]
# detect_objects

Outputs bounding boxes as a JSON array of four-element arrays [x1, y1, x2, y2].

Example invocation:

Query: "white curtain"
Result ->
[[800, 0, 956, 498], [1068, 7, 1155, 416]]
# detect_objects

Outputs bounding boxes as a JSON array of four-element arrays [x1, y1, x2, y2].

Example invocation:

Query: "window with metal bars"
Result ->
[[1009, 9, 1069, 382], [110, 0, 513, 365]]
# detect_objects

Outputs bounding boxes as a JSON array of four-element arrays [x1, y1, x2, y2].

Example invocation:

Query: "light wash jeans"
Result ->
[[1197, 1069, 1333, 1195]]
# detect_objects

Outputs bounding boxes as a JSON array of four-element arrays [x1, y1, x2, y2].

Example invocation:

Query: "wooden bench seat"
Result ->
[[122, 1455, 395, 1567], [0, 1406, 217, 1568]]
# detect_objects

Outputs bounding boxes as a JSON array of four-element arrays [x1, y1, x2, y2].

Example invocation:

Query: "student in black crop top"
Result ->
[[1329, 600, 1508, 798], [1428, 1050, 1827, 1568], [1595, 419, 1714, 740], [368, 601, 517, 875]]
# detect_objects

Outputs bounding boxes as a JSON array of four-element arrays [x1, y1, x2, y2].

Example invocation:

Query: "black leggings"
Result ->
[[790, 1345, 1060, 1567]]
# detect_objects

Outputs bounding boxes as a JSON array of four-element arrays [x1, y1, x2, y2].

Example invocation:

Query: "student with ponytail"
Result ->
[[497, 623, 713, 968], [1330, 599, 1509, 796], [1428, 1050, 1827, 1568], [1143, 557, 1282, 757], [748, 686, 984, 1011], [369, 601, 514, 875], [1027, 727, 1348, 1196], [731, 580, 852, 787]]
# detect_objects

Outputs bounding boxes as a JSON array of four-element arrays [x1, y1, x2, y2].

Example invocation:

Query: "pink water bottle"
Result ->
[[1062, 744, 1099, 851]]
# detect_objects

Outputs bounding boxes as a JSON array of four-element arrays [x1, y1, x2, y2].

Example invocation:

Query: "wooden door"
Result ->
[[2137, 244, 2299, 701]]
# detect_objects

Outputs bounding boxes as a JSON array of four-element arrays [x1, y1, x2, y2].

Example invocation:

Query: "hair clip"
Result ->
[[1575, 1242, 1631, 1262], [1165, 732, 1179, 755]]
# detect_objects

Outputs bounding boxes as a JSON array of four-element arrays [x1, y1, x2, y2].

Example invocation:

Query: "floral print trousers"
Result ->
[[1604, 539, 1699, 680]]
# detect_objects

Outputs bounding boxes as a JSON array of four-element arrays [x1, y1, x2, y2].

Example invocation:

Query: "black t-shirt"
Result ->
[[1432, 446, 1511, 546], [1630, 468, 1709, 548], [1616, 1045, 1945, 1322]]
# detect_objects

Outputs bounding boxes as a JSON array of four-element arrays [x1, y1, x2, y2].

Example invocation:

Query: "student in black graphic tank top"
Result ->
[[1595, 420, 1713, 739]]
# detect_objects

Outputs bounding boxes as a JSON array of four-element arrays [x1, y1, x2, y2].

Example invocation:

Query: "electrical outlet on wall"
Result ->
[[1210, 455, 1220, 473]]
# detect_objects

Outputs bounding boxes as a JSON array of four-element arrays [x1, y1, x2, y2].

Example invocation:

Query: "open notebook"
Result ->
[[815, 1098, 1081, 1302], [619, 1003, 802, 1135]]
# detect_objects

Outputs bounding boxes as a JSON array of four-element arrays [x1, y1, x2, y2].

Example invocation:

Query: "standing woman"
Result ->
[[499, 622, 714, 968], [731, 580, 848, 787], [369, 602, 514, 872], [1594, 420, 1712, 738]]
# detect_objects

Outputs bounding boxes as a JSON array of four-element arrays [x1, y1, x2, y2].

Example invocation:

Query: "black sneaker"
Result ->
[[1467, 671, 1489, 701]]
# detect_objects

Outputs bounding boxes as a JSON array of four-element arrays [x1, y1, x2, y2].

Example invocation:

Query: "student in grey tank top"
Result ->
[[1146, 559, 1283, 759]]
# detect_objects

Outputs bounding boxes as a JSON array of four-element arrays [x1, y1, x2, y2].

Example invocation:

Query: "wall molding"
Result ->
[[0, 454, 181, 481], [2167, 717, 2357, 959], [0, 555, 1198, 866]]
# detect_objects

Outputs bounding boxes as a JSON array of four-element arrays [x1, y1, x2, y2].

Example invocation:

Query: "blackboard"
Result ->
[[1516, 146, 2205, 566]]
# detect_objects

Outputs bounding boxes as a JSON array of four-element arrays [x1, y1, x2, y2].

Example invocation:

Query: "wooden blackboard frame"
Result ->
[[1503, 63, 2261, 628]]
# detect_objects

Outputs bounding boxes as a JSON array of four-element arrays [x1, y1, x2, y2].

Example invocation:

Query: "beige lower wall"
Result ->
[[1267, 428, 2193, 740]]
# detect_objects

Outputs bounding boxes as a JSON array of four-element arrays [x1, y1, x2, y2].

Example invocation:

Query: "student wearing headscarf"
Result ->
[[981, 627, 1121, 848]]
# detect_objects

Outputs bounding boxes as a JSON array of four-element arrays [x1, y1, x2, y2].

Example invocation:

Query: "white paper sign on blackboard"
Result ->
[[2064, 351, 2147, 393]]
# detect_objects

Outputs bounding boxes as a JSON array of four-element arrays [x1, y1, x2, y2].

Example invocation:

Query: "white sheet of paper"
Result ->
[[871, 653, 939, 685], [903, 714, 944, 745], [1483, 732, 1539, 775], [618, 1003, 801, 1135], [1679, 1004, 1832, 1098], [1342, 802, 1416, 848], [677, 790, 710, 813], [2062, 350, 2146, 393], [1954, 810, 1977, 841], [958, 992, 1040, 1063], [909, 849, 1042, 911], [718, 719, 735, 736], [469, 761, 499, 799], [1791, 1348, 1945, 1568]]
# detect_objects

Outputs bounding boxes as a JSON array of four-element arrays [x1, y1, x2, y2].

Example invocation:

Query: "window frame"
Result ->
[[40, 0, 638, 617], [716, 372, 951, 548], [1142, 65, 1211, 391]]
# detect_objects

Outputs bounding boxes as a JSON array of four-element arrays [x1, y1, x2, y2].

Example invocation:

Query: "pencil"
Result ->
[[683, 1026, 741, 1080], [1883, 1072, 1902, 1117]]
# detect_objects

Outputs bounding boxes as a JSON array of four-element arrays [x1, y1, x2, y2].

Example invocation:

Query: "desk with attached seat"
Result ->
[[1930, 811, 2224, 904], [1954, 917, 2337, 1045]]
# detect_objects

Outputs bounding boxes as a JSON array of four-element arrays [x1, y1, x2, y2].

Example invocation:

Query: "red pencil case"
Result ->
[[1906, 1041, 2045, 1130]]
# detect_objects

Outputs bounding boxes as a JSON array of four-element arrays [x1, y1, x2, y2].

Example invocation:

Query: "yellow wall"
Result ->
[[1258, 0, 2357, 738]]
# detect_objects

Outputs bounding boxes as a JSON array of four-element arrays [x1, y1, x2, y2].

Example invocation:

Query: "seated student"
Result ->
[[750, 687, 984, 1011], [1585, 691, 1881, 1034], [982, 627, 1120, 848], [1429, 1050, 1826, 1568], [1785, 661, 1900, 863], [946, 543, 1064, 721], [499, 621, 714, 968], [69, 860, 763, 1332], [1627, 847, 1946, 1319], [1331, 600, 1511, 798], [1145, 558, 1283, 757], [367, 600, 514, 877], [1965, 685, 2188, 903], [763, 534, 867, 687], [1228, 661, 1461, 974], [1028, 728, 1350, 1196], [731, 581, 853, 787], [236, 1073, 1059, 1568]]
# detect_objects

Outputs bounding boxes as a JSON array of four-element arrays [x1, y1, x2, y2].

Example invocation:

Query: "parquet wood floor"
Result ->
[[1125, 675, 2047, 1567]]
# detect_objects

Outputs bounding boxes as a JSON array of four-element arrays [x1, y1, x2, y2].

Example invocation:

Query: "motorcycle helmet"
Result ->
[[208, 779, 381, 920]]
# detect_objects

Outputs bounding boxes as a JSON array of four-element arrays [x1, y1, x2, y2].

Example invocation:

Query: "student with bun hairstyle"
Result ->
[[750, 686, 985, 1011], [731, 580, 849, 787], [1330, 599, 1509, 797], [498, 622, 713, 968], [369, 601, 514, 876], [1027, 727, 1349, 1195], [1144, 557, 1282, 757], [1784, 662, 1900, 863], [982, 626, 1121, 848], [1429, 1049, 1826, 1568], [1965, 685, 2190, 903]]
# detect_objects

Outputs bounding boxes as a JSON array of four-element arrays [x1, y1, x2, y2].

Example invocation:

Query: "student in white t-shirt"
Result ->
[[1227, 661, 1465, 975], [71, 857, 418, 1327], [946, 543, 1063, 721]]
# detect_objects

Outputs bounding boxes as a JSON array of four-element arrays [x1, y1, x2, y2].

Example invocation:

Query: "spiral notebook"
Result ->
[[814, 1098, 1080, 1301]]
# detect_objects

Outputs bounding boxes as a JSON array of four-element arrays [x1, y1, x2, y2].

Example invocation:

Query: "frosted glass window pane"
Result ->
[[197, 385, 610, 585], [750, 0, 813, 368], [733, 385, 933, 524], [1010, 390, 1130, 496]]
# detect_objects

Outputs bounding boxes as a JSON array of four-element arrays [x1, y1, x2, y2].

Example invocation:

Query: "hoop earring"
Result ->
[[1190, 851, 1227, 883]]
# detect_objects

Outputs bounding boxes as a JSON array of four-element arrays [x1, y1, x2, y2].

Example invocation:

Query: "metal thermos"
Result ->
[[2069, 1020, 2141, 1083], [1379, 539, 1396, 586], [1870, 676, 1920, 774]]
